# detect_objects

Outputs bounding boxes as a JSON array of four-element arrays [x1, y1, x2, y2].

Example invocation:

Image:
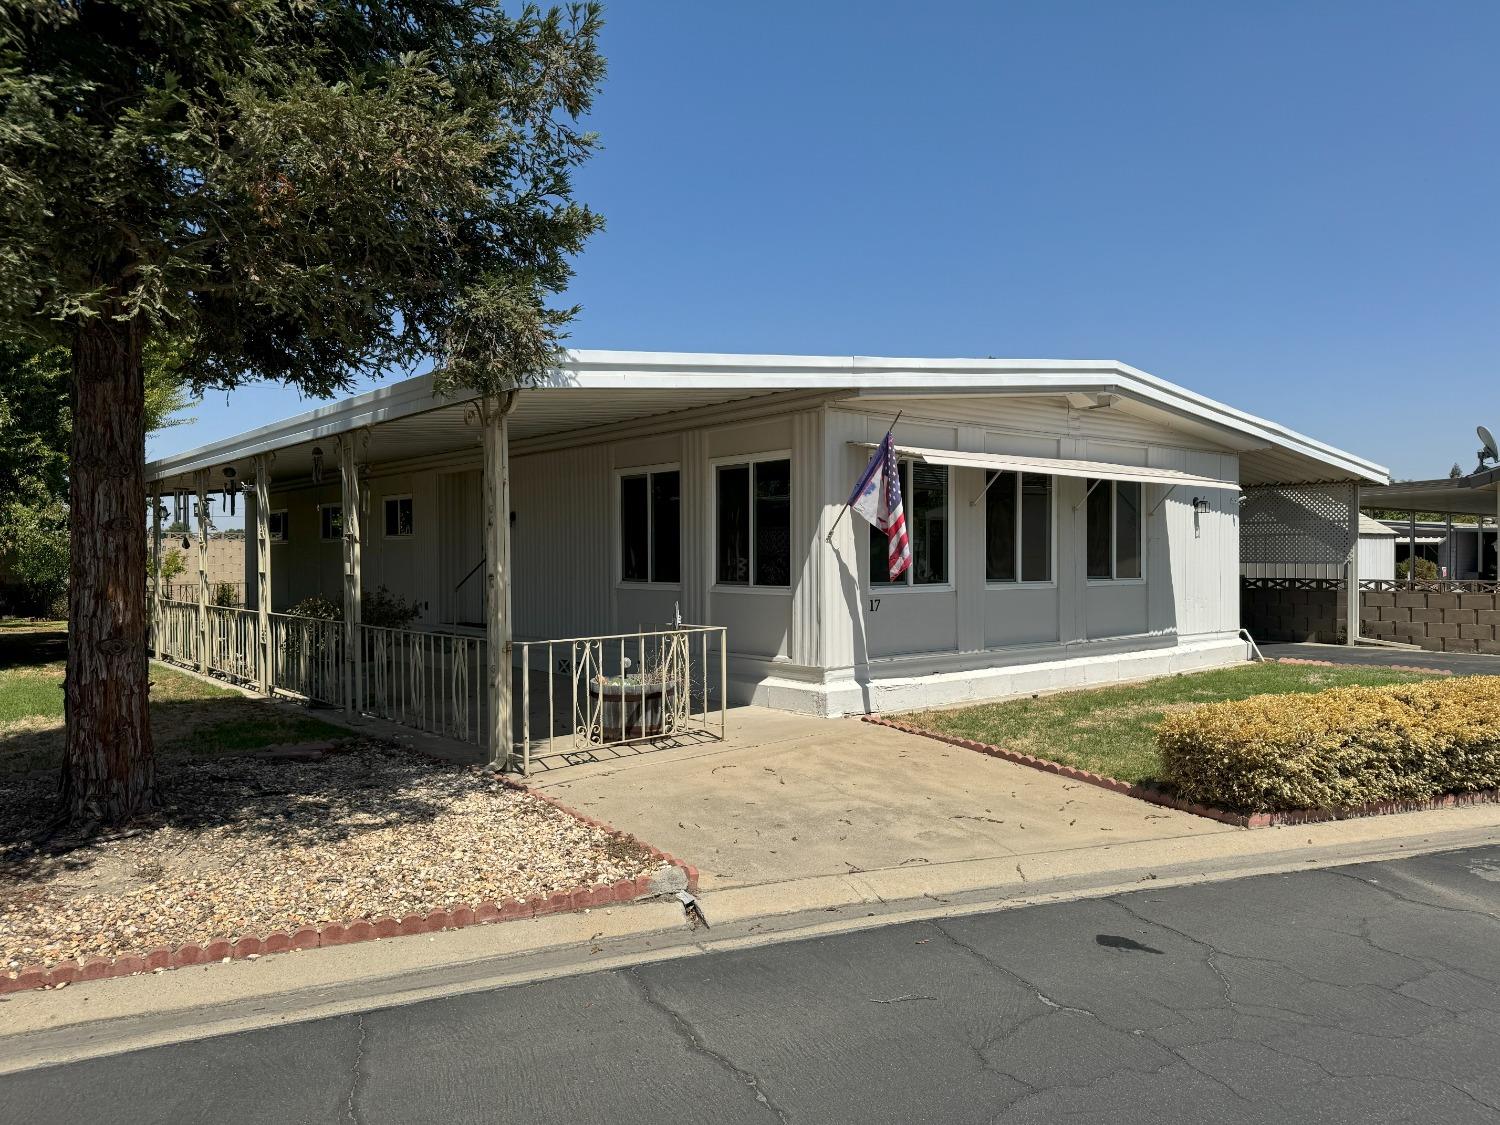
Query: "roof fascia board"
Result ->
[[146, 349, 1387, 488]]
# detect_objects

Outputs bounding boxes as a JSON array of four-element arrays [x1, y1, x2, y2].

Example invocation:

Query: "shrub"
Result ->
[[285, 587, 420, 629], [212, 581, 240, 607], [1396, 556, 1439, 581], [361, 585, 421, 630], [287, 594, 342, 621], [1158, 677, 1500, 812]]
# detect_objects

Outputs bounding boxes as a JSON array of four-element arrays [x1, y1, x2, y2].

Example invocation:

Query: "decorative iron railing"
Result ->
[[269, 612, 345, 708], [517, 625, 728, 774], [358, 624, 485, 745]]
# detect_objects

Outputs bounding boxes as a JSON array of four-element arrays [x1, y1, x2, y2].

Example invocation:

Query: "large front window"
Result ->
[[1086, 480, 1142, 580], [870, 461, 948, 586], [985, 471, 1052, 582], [716, 458, 790, 587], [620, 469, 680, 584]]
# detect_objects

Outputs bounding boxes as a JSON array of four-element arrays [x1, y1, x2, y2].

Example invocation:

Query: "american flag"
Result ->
[[848, 432, 912, 581]]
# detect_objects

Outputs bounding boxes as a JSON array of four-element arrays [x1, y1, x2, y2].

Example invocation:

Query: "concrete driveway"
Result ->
[[530, 706, 1235, 892]]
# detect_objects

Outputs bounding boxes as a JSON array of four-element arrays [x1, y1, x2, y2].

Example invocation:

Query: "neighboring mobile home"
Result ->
[[144, 352, 1388, 764]]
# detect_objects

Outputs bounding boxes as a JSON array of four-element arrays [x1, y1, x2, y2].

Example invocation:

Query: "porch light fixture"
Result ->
[[1192, 497, 1212, 515]]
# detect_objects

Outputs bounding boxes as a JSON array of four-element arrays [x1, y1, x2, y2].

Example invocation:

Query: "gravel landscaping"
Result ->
[[0, 741, 669, 972]]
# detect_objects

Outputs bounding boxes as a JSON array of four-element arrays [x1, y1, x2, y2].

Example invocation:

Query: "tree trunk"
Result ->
[[59, 311, 154, 827]]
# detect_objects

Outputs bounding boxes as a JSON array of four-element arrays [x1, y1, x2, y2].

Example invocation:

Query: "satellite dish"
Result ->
[[1478, 425, 1499, 473]]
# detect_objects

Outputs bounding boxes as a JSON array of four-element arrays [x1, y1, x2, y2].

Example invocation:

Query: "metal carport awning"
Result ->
[[850, 442, 1237, 490]]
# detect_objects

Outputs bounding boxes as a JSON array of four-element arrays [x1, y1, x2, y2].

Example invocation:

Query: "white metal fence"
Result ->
[[157, 599, 200, 668], [152, 605, 729, 770], [269, 612, 346, 708], [205, 604, 261, 685], [517, 624, 727, 773], [359, 624, 485, 745]]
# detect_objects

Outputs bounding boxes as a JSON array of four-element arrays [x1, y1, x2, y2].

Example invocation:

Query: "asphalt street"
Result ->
[[3, 845, 1499, 1124]]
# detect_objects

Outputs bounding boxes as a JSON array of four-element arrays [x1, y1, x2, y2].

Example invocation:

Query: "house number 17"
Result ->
[[868, 597, 881, 612]]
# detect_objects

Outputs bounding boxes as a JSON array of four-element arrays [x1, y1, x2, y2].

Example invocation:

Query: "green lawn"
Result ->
[[902, 662, 1441, 787], [0, 619, 348, 776]]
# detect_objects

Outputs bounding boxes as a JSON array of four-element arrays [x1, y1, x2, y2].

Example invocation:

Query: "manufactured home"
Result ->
[[144, 351, 1389, 768]]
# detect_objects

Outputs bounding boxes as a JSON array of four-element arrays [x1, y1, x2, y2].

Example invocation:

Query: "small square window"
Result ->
[[320, 505, 343, 542], [267, 510, 288, 544], [384, 495, 414, 538]]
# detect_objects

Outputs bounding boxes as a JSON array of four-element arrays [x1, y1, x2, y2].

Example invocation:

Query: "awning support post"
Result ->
[[254, 453, 273, 696], [1409, 510, 1418, 589], [482, 392, 517, 770], [195, 469, 210, 673], [1346, 482, 1361, 646], [150, 486, 162, 661], [339, 435, 363, 714]]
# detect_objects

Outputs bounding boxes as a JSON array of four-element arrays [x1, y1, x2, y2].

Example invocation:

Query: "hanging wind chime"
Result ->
[[221, 466, 240, 516], [310, 446, 325, 484]]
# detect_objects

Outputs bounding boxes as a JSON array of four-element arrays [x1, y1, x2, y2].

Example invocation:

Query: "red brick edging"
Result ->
[[1, 781, 698, 996], [863, 716, 1500, 830], [1270, 656, 1455, 675]]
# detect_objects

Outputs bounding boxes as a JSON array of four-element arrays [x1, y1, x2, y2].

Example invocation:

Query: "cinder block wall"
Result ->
[[1361, 591, 1500, 654], [1241, 581, 1346, 644]]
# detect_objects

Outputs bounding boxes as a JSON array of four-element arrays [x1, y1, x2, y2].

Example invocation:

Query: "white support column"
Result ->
[[150, 486, 163, 661], [339, 437, 362, 714], [195, 469, 210, 672], [1346, 481, 1361, 646], [482, 394, 515, 768], [254, 454, 273, 696]]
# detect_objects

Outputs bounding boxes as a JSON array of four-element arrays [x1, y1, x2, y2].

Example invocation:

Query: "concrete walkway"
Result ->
[[529, 707, 1233, 891], [1263, 641, 1500, 675]]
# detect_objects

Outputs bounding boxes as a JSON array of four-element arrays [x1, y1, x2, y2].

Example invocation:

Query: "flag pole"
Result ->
[[825, 410, 902, 544]]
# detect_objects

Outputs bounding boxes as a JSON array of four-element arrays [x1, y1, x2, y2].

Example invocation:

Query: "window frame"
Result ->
[[867, 457, 955, 592], [615, 463, 683, 589], [982, 471, 1057, 588], [382, 494, 414, 540], [709, 450, 794, 594], [318, 503, 344, 543], [1084, 479, 1146, 584], [267, 509, 289, 545]]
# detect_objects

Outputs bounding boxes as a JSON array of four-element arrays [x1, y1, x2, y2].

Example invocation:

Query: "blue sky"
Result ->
[[154, 0, 1500, 482]]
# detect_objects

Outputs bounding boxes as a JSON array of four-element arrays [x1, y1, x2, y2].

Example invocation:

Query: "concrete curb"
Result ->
[[1, 785, 698, 997], [864, 715, 1500, 829]]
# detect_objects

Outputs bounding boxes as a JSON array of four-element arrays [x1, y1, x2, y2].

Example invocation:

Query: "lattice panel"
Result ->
[[1240, 483, 1355, 567]]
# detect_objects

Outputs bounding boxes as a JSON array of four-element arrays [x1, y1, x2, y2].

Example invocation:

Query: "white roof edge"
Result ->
[[146, 349, 1389, 486]]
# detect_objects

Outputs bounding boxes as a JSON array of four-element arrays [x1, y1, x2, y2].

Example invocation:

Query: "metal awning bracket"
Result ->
[[968, 470, 1006, 507], [1149, 483, 1179, 517], [1072, 478, 1106, 512]]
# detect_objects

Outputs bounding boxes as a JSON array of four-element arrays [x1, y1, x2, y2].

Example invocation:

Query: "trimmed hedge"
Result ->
[[1158, 676, 1500, 813]]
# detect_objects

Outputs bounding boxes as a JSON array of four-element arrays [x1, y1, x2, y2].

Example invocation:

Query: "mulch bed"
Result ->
[[866, 715, 1500, 829], [0, 740, 694, 992]]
